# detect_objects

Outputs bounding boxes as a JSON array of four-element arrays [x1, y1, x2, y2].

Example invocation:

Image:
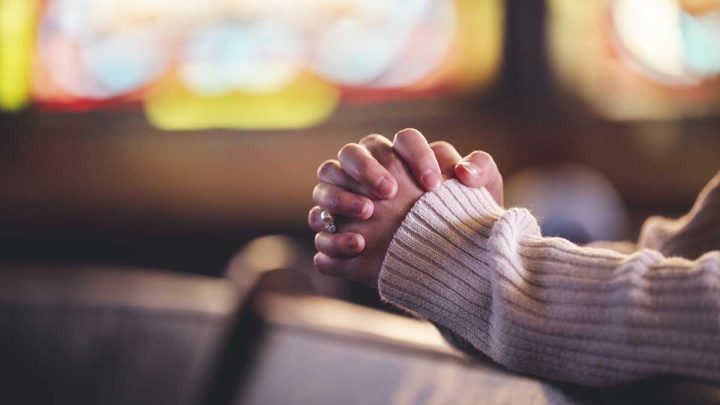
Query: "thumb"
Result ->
[[429, 141, 463, 179], [455, 151, 504, 206]]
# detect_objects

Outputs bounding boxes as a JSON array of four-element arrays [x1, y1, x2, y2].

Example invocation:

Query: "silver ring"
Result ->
[[320, 210, 337, 234]]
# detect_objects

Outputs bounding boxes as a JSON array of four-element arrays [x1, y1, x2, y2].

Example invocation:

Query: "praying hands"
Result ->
[[306, 129, 720, 386], [307, 128, 503, 287]]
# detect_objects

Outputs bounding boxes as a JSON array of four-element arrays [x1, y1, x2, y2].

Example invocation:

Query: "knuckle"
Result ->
[[308, 208, 318, 227], [311, 184, 322, 202], [313, 254, 329, 274], [316, 159, 338, 180], [360, 133, 387, 146], [313, 184, 340, 209], [315, 262, 331, 275], [337, 143, 359, 161], [364, 141, 394, 163], [394, 128, 420, 144], [430, 141, 454, 150]]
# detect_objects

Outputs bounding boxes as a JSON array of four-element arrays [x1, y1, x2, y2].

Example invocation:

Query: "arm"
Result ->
[[588, 171, 720, 255], [380, 179, 720, 386], [582, 172, 720, 256], [638, 172, 720, 258]]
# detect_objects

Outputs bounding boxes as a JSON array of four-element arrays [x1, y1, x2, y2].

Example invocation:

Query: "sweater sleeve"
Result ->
[[378, 179, 720, 386], [638, 172, 720, 258]]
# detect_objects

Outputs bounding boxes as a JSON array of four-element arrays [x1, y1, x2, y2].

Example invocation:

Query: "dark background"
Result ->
[[1, 2, 718, 277]]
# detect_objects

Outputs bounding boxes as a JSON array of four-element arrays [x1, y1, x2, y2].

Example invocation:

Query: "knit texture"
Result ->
[[379, 173, 720, 386]]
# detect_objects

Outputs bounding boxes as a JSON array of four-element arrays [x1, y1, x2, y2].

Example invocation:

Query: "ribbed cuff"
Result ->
[[379, 180, 509, 352], [378, 181, 720, 386]]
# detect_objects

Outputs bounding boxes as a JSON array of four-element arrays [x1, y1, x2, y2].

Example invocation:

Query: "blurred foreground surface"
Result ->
[[3, 257, 720, 405]]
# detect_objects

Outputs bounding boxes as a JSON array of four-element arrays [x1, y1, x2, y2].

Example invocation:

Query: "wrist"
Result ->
[[378, 180, 505, 304]]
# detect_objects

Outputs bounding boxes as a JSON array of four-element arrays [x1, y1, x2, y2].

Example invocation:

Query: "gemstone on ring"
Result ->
[[321, 210, 337, 234]]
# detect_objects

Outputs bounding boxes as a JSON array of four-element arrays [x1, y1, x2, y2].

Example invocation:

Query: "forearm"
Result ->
[[379, 180, 720, 386], [638, 172, 720, 258]]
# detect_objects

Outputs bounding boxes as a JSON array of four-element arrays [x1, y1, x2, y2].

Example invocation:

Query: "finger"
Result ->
[[313, 252, 351, 278], [429, 141, 462, 178], [316, 159, 369, 195], [315, 231, 365, 258], [393, 128, 441, 191], [455, 150, 504, 205], [308, 206, 326, 232], [338, 143, 397, 199], [313, 183, 374, 220], [313, 253, 370, 286], [359, 133, 395, 167]]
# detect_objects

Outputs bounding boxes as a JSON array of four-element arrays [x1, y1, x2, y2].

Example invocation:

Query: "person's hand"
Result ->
[[310, 128, 502, 220], [308, 129, 503, 263], [311, 139, 424, 287]]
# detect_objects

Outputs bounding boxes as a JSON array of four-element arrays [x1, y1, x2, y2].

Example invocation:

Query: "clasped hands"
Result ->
[[308, 128, 503, 288]]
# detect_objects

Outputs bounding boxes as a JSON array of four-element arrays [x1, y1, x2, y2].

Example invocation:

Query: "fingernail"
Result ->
[[459, 161, 481, 177], [375, 177, 396, 198], [351, 199, 370, 217], [421, 169, 441, 190]]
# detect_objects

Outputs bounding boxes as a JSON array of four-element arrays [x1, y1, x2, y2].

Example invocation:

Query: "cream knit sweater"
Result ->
[[379, 172, 720, 386]]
